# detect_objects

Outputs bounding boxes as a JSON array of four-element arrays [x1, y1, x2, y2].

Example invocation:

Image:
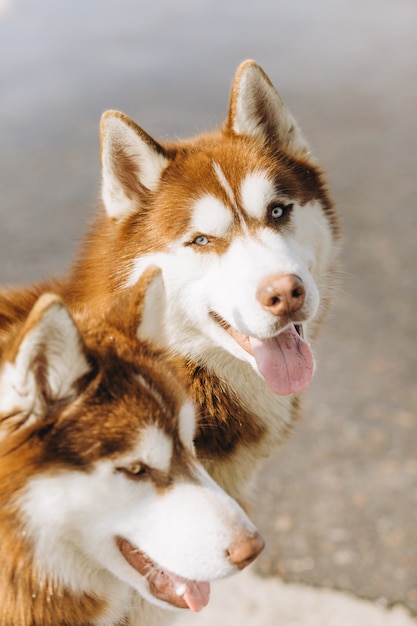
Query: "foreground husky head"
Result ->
[[0, 269, 263, 624], [98, 60, 338, 397]]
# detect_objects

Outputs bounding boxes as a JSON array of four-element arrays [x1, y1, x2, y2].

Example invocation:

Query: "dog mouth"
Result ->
[[210, 312, 314, 396], [117, 537, 210, 612]]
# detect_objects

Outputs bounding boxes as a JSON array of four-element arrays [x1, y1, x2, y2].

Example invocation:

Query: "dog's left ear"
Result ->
[[225, 60, 310, 158]]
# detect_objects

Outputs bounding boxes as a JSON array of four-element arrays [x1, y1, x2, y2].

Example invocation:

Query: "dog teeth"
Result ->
[[174, 582, 187, 597], [295, 324, 304, 338]]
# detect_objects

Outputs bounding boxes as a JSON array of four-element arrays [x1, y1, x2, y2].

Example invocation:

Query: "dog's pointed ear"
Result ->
[[109, 266, 167, 346], [134, 266, 167, 345], [100, 110, 172, 221], [0, 294, 92, 430], [225, 60, 310, 158]]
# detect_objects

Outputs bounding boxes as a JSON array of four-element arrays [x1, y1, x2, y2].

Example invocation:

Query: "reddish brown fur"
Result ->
[[0, 111, 337, 467], [58, 127, 336, 461], [63, 125, 337, 311], [0, 61, 339, 498], [0, 62, 340, 624], [0, 273, 192, 625], [183, 363, 303, 461]]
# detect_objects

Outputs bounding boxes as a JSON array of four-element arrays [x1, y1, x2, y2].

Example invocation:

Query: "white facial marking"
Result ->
[[124, 197, 331, 375], [240, 171, 276, 220], [178, 400, 196, 450], [212, 161, 237, 208], [191, 195, 233, 238], [133, 463, 258, 581], [120, 424, 173, 473], [18, 432, 258, 608]]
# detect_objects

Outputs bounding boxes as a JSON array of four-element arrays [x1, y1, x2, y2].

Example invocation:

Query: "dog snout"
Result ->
[[257, 273, 305, 316], [226, 530, 265, 570]]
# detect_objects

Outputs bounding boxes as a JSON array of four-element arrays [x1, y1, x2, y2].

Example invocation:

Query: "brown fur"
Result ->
[[64, 133, 337, 312], [0, 271, 190, 625], [0, 60, 339, 506], [58, 144, 333, 480]]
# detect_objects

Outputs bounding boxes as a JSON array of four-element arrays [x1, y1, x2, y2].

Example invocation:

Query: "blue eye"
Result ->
[[271, 206, 284, 219], [194, 235, 209, 246], [270, 203, 293, 220]]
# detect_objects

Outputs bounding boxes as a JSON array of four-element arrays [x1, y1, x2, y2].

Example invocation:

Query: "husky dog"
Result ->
[[2, 60, 338, 508], [60, 60, 339, 500], [0, 268, 263, 626]]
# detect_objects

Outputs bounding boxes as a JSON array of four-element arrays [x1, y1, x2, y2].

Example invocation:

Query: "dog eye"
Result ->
[[193, 235, 209, 246], [116, 462, 148, 479], [269, 203, 293, 219]]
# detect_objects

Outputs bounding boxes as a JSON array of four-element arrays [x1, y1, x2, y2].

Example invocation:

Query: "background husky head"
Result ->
[[96, 60, 339, 396], [0, 268, 263, 622]]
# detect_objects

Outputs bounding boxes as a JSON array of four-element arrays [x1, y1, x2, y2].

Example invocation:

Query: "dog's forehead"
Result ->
[[190, 163, 276, 234], [39, 350, 189, 468], [240, 172, 277, 220], [143, 139, 335, 251], [191, 193, 233, 236], [120, 423, 173, 472]]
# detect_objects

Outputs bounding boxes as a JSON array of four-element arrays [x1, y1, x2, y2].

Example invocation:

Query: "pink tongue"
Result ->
[[250, 325, 314, 395], [117, 536, 210, 613], [181, 580, 211, 612]]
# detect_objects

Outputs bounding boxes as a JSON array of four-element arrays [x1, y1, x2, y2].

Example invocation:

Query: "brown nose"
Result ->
[[227, 531, 265, 570], [256, 274, 305, 316]]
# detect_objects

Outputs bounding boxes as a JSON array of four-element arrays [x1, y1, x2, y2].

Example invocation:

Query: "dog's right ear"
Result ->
[[0, 294, 91, 432], [100, 111, 172, 221]]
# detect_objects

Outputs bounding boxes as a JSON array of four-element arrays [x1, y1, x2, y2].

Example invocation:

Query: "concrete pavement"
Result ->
[[177, 568, 415, 626]]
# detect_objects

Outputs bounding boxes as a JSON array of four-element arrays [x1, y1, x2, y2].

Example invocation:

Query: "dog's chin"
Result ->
[[116, 537, 210, 613]]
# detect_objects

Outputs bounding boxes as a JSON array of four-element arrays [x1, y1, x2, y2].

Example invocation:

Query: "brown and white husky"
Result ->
[[2, 60, 338, 511], [0, 268, 263, 626], [60, 60, 339, 501]]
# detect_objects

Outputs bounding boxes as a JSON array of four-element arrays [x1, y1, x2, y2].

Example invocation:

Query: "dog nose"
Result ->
[[257, 274, 305, 316], [227, 531, 265, 570]]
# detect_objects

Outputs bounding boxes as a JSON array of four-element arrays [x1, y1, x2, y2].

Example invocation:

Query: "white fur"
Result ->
[[118, 423, 173, 473], [240, 171, 276, 220], [3, 276, 262, 624], [212, 161, 237, 208], [128, 192, 327, 350], [126, 176, 332, 500], [191, 195, 233, 238], [100, 61, 336, 502], [204, 223, 321, 338], [0, 297, 90, 433], [178, 400, 197, 451], [19, 430, 258, 617]]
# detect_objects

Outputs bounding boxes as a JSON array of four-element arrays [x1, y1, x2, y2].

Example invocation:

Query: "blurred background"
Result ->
[[1, 0, 416, 616]]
